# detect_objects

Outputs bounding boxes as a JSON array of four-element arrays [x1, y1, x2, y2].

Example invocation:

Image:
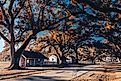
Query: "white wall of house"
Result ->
[[49, 55, 57, 63], [66, 57, 72, 63], [19, 55, 26, 67]]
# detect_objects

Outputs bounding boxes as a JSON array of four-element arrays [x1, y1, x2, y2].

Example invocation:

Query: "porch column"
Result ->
[[33, 59, 36, 66], [25, 58, 27, 67]]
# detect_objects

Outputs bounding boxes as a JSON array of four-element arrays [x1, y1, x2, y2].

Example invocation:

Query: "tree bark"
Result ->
[[61, 52, 67, 64], [75, 49, 79, 64], [8, 53, 22, 69], [8, 34, 37, 69], [60, 47, 67, 64], [8, 24, 19, 69], [75, 55, 78, 63], [52, 45, 61, 64], [61, 56, 67, 64]]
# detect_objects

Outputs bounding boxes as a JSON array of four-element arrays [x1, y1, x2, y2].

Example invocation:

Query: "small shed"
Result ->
[[19, 51, 48, 67]]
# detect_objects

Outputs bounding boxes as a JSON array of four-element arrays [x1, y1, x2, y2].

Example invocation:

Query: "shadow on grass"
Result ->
[[16, 75, 67, 81], [1, 63, 121, 81], [26, 63, 121, 72]]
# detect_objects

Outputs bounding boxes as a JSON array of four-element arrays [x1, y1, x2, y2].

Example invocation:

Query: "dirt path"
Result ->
[[71, 64, 121, 81], [71, 71, 116, 81], [71, 71, 121, 81], [5, 65, 99, 81]]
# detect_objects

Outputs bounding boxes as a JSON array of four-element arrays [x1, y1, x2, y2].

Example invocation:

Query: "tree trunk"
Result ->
[[74, 48, 78, 64], [60, 47, 67, 64], [52, 45, 61, 64], [91, 57, 95, 64], [8, 24, 20, 69], [75, 53, 78, 64], [61, 54, 67, 64], [8, 53, 22, 69], [61, 58, 67, 64], [8, 34, 36, 69]]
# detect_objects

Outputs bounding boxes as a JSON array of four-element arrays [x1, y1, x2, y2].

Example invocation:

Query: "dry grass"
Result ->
[[0, 62, 36, 76], [0, 62, 10, 69], [71, 64, 121, 81], [0, 62, 34, 76], [1, 62, 121, 81], [71, 71, 116, 81], [0, 62, 40, 80]]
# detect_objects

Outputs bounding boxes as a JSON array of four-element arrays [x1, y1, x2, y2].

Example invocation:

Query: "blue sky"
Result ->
[[0, 38, 4, 52]]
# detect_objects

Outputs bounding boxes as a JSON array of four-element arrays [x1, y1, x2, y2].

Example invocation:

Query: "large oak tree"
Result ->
[[0, 0, 73, 69]]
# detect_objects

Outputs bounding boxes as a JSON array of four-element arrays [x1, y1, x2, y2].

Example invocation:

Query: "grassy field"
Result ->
[[0, 61, 10, 69], [0, 62, 38, 80]]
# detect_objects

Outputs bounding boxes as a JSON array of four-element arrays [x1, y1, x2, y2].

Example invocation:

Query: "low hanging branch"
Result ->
[[0, 32, 10, 43]]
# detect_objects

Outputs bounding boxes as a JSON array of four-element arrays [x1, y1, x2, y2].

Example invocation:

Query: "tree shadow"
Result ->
[[25, 63, 121, 72], [16, 75, 67, 81], [1, 63, 121, 81]]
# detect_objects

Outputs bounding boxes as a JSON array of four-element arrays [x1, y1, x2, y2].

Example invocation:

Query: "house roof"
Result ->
[[22, 51, 48, 59]]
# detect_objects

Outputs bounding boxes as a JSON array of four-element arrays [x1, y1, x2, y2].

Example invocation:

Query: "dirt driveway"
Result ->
[[8, 65, 99, 81]]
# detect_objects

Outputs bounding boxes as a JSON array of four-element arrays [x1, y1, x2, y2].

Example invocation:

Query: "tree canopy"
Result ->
[[0, 0, 121, 69]]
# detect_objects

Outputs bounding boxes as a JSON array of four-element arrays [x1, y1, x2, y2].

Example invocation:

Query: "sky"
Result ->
[[0, 38, 4, 52], [0, 31, 48, 52]]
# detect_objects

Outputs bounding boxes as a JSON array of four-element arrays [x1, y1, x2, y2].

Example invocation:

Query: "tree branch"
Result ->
[[0, 4, 10, 25], [14, 0, 26, 19], [0, 21, 7, 26], [8, 0, 15, 19], [75, 0, 121, 13], [72, 0, 121, 22], [0, 32, 10, 43]]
